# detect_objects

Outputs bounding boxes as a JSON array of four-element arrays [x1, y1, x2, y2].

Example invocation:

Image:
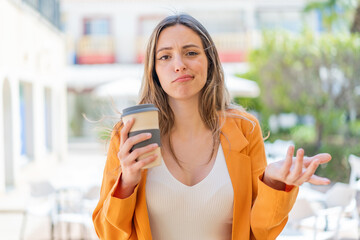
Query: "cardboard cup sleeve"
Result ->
[[122, 104, 162, 169]]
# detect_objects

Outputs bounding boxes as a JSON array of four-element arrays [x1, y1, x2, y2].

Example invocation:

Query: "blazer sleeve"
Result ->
[[247, 116, 299, 240], [92, 124, 139, 239]]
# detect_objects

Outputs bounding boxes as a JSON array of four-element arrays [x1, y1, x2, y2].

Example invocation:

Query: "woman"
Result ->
[[93, 14, 331, 240]]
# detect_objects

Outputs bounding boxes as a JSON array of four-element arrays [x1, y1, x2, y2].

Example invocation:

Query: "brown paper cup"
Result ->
[[122, 104, 162, 169]]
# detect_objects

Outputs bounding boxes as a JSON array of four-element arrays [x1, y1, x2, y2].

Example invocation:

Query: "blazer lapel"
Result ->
[[220, 116, 249, 153], [220, 116, 253, 240], [134, 170, 152, 240]]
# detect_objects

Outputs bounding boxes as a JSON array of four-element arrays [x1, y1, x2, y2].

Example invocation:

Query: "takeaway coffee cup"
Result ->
[[121, 104, 162, 169]]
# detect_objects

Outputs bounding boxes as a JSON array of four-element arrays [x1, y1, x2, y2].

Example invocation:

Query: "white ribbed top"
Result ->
[[146, 145, 234, 240]]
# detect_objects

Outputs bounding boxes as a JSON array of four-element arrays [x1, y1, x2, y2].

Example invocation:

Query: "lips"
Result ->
[[173, 75, 194, 83]]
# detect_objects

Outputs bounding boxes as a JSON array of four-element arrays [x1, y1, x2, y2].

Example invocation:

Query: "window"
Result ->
[[84, 18, 111, 36], [256, 10, 303, 32]]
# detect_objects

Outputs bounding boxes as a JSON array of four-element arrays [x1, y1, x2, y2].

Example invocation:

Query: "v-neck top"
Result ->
[[145, 144, 234, 240]]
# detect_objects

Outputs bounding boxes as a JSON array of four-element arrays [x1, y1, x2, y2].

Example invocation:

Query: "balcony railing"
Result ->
[[76, 36, 116, 64], [212, 33, 249, 62], [22, 0, 61, 29]]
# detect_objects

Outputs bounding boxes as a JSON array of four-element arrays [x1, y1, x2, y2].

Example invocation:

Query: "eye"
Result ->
[[157, 55, 170, 60], [186, 51, 199, 56]]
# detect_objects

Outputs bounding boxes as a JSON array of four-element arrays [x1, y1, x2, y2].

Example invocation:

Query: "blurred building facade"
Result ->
[[0, 0, 67, 193], [62, 0, 316, 65], [62, 0, 318, 138]]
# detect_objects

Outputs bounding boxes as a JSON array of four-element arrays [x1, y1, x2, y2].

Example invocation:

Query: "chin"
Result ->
[[172, 92, 201, 102]]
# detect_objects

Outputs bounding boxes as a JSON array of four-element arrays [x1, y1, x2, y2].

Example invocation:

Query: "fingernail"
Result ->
[[147, 133, 152, 137], [151, 143, 158, 147]]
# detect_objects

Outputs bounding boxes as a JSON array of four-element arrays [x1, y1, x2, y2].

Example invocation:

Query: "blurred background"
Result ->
[[0, 0, 359, 239]]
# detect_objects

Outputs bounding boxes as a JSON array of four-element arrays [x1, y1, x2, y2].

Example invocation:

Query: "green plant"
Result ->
[[315, 143, 351, 183], [291, 125, 316, 144], [349, 119, 360, 137], [247, 30, 360, 150], [244, 30, 360, 182]]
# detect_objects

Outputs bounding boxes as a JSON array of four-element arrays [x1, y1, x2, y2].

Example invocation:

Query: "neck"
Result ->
[[168, 97, 207, 138]]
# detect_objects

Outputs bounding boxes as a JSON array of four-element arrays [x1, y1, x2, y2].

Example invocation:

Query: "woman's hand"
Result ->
[[115, 118, 158, 198], [263, 146, 331, 190]]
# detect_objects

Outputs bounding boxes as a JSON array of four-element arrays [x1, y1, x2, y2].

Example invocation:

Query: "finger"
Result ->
[[303, 153, 332, 167], [133, 153, 158, 169], [121, 143, 158, 167], [119, 155, 134, 167], [128, 143, 159, 161], [288, 148, 304, 182], [122, 143, 158, 170], [122, 133, 152, 154], [120, 118, 135, 147], [280, 146, 294, 178], [294, 158, 319, 185], [307, 174, 331, 185], [120, 150, 143, 167]]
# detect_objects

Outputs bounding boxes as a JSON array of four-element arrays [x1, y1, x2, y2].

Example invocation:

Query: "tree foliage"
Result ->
[[351, 1, 360, 32], [304, 0, 359, 32], [248, 30, 360, 149]]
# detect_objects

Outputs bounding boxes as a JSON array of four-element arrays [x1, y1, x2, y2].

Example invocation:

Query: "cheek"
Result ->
[[155, 66, 163, 84], [194, 58, 208, 76], [196, 62, 208, 83], [158, 78, 167, 91], [156, 63, 174, 86], [155, 69, 169, 91]]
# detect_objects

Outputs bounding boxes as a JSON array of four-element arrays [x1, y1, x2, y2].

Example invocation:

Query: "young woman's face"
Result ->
[[155, 24, 208, 102]]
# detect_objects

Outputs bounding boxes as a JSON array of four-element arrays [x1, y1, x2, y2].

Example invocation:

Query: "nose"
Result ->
[[174, 55, 186, 72]]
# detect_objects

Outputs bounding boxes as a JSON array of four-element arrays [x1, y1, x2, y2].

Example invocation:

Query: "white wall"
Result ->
[[0, 0, 67, 192], [0, 76, 3, 191]]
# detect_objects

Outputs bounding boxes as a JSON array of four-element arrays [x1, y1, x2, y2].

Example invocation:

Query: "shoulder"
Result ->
[[225, 108, 258, 122], [220, 108, 263, 153], [111, 121, 123, 137], [107, 121, 123, 149], [224, 108, 260, 133]]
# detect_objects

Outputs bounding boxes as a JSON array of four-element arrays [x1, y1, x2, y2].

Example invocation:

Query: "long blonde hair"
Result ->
[[138, 14, 231, 140]]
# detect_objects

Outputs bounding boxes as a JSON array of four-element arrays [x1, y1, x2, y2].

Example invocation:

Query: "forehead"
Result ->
[[156, 24, 203, 49]]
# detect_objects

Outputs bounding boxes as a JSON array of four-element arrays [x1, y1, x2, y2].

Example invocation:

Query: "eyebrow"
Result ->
[[156, 44, 201, 55]]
